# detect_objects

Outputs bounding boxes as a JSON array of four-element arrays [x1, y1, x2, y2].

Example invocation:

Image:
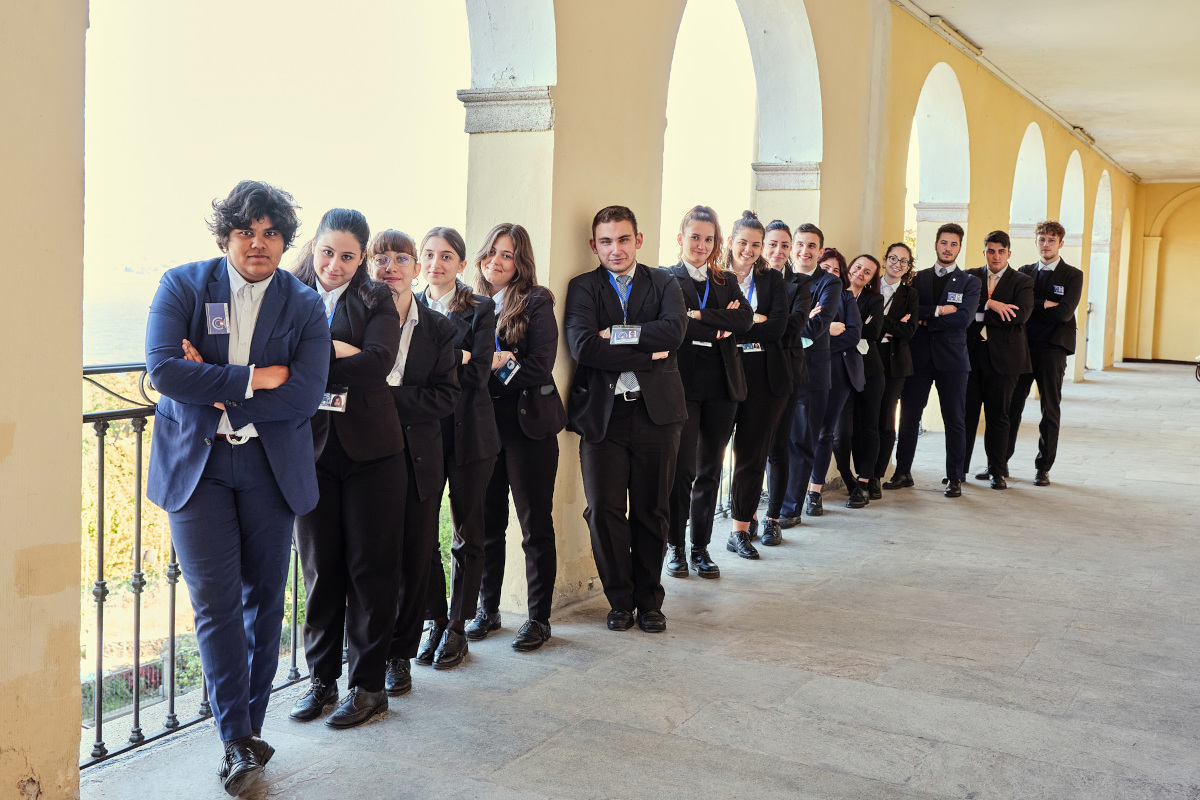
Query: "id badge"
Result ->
[[947, 292, 964, 303], [801, 336, 814, 349], [318, 389, 348, 412], [738, 342, 763, 354], [610, 324, 642, 345], [1053, 285, 1065, 296], [495, 357, 522, 385], [206, 303, 230, 335]]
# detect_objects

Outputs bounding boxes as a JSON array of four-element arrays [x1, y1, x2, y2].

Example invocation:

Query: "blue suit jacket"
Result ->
[[830, 288, 865, 392], [909, 266, 981, 374], [145, 257, 331, 514], [800, 269, 842, 391]]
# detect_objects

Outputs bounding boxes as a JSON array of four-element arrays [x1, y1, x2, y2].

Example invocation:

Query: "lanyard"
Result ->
[[608, 271, 633, 324], [326, 300, 337, 327], [743, 273, 755, 308], [494, 330, 501, 351], [695, 277, 711, 310]]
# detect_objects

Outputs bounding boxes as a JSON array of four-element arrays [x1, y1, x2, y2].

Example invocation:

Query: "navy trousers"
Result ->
[[895, 368, 970, 481], [780, 384, 829, 517], [168, 438, 295, 743]]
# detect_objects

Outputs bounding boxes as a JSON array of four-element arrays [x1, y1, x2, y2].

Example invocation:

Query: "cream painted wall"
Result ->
[[0, 2, 88, 797], [1152, 195, 1200, 362]]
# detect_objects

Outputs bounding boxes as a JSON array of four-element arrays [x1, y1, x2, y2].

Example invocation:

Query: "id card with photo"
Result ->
[[738, 342, 763, 354], [947, 292, 964, 303], [610, 324, 642, 345], [319, 390, 348, 412], [1053, 285, 1065, 296], [495, 356, 521, 385], [206, 303, 230, 335]]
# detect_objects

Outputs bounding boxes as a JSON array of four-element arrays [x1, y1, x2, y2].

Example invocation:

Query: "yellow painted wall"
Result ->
[[0, 2, 88, 797], [1152, 194, 1200, 361]]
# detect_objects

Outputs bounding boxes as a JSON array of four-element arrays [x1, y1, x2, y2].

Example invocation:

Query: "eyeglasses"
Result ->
[[885, 255, 911, 267], [372, 254, 414, 269]]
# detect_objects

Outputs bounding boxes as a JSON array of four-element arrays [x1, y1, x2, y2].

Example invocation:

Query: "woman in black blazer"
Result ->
[[290, 209, 405, 729], [365, 229, 461, 695], [804, 248, 863, 517], [664, 206, 752, 582], [724, 213, 790, 560], [474, 223, 567, 652], [833, 255, 886, 508], [873, 243, 919, 496], [414, 227, 502, 671]]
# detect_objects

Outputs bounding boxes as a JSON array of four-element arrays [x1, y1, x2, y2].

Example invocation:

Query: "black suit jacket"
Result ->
[[1019, 259, 1084, 354], [313, 275, 405, 462], [910, 266, 981, 373], [491, 287, 567, 440], [783, 271, 813, 390], [736, 267, 792, 397], [390, 301, 462, 502], [855, 290, 886, 379], [878, 281, 919, 378], [565, 263, 688, 443], [799, 269, 841, 391], [966, 267, 1034, 376], [667, 263, 752, 402], [419, 287, 502, 464]]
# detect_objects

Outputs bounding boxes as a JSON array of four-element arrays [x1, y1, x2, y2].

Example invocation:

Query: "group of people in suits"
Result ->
[[145, 180, 1081, 796]]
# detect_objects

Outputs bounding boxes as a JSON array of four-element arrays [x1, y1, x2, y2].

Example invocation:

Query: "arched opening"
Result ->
[[1152, 191, 1200, 361], [1086, 171, 1113, 370], [1112, 208, 1133, 363], [906, 62, 971, 265], [1058, 151, 1086, 379], [1009, 122, 1048, 267]]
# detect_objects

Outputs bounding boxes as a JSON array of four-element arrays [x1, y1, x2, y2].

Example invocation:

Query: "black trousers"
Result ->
[[896, 368, 969, 481], [780, 384, 829, 517], [425, 453, 497, 622], [480, 399, 559, 623], [964, 347, 1020, 476], [834, 370, 886, 486], [1008, 345, 1067, 473], [295, 427, 406, 691], [766, 388, 801, 519], [581, 397, 682, 614], [669, 396, 738, 549], [875, 372, 907, 479], [730, 355, 790, 522], [388, 447, 442, 661]]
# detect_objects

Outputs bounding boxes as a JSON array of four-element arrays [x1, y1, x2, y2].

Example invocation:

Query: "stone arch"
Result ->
[[1149, 185, 1200, 236], [1059, 150, 1086, 242], [1009, 122, 1048, 265], [908, 62, 971, 254], [1086, 171, 1113, 370]]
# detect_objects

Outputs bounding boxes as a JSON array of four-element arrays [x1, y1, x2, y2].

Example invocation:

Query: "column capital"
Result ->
[[1009, 222, 1037, 239], [456, 86, 554, 133], [751, 161, 821, 191], [913, 202, 968, 223]]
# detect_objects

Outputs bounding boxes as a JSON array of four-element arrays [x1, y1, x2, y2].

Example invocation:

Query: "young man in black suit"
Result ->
[[964, 231, 1034, 489], [1007, 220, 1084, 486], [885, 223, 981, 497], [565, 206, 687, 634]]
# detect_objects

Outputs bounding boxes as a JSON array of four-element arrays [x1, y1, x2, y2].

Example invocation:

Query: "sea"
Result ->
[[83, 270, 163, 366]]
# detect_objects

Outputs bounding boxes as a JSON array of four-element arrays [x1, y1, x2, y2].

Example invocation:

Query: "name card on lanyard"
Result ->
[[608, 271, 642, 345]]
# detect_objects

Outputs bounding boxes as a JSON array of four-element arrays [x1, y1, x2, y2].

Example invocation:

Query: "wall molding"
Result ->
[[457, 85, 554, 133], [1009, 222, 1037, 238], [914, 201, 969, 223], [751, 161, 821, 191]]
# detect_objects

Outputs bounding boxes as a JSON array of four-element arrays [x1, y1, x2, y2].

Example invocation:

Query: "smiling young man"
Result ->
[[1006, 220, 1084, 486], [144, 181, 329, 795], [564, 205, 687, 634]]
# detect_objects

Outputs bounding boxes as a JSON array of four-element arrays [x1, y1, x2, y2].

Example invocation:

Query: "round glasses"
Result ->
[[886, 254, 911, 267], [373, 254, 414, 270]]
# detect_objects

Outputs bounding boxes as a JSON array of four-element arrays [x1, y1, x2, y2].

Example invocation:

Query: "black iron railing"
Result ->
[[80, 364, 307, 769]]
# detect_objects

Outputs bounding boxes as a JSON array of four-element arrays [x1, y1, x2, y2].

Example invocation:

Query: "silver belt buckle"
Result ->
[[227, 432, 249, 445]]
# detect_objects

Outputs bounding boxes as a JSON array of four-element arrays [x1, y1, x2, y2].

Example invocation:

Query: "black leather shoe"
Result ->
[[1034, 470, 1051, 486], [665, 544, 689, 578], [846, 486, 868, 509], [760, 519, 782, 547], [326, 687, 387, 729], [512, 619, 551, 651], [217, 735, 273, 781], [384, 658, 411, 695], [433, 628, 468, 669], [607, 610, 634, 631], [637, 609, 667, 633], [690, 548, 721, 579], [883, 472, 914, 490], [464, 607, 501, 641], [867, 478, 882, 500], [805, 491, 823, 516], [747, 517, 759, 541], [974, 469, 990, 481], [990, 474, 1007, 490], [289, 679, 337, 721], [726, 531, 760, 559], [777, 514, 803, 529], [221, 737, 264, 796], [944, 478, 962, 498], [415, 621, 445, 665]]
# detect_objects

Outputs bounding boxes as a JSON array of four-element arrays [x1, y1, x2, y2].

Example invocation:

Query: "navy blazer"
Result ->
[[909, 266, 981, 374], [783, 271, 813, 390], [799, 269, 841, 391], [854, 290, 886, 379], [829, 288, 865, 392], [146, 257, 330, 514]]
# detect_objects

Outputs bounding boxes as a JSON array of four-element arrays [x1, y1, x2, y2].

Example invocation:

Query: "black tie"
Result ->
[[1037, 267, 1053, 297]]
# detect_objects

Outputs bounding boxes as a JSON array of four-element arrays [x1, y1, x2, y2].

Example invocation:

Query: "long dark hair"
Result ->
[[849, 254, 882, 294], [819, 247, 850, 290], [677, 205, 726, 282], [724, 210, 769, 275], [764, 219, 793, 278], [475, 223, 552, 344], [291, 208, 387, 309], [421, 226, 478, 315]]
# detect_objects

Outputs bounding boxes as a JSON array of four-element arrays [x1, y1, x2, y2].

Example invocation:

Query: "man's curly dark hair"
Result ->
[[207, 180, 302, 252]]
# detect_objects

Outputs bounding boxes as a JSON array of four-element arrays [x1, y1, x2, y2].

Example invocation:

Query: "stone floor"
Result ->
[[81, 362, 1200, 799]]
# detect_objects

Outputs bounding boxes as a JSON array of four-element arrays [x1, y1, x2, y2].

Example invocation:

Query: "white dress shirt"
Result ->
[[317, 280, 351, 323], [217, 262, 273, 437], [426, 289, 451, 317], [880, 277, 899, 341], [683, 261, 707, 283], [736, 270, 759, 312], [1039, 257, 1061, 271], [385, 297, 422, 386], [491, 287, 507, 319]]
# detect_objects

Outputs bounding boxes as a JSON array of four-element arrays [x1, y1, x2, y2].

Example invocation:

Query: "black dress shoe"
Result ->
[[777, 514, 803, 529], [1034, 470, 1051, 486], [607, 610, 635, 631], [665, 544, 689, 578], [433, 628, 468, 669], [512, 619, 551, 651], [289, 679, 337, 721], [326, 687, 387, 728], [944, 478, 962, 498], [846, 486, 868, 509], [464, 607, 501, 641], [990, 474, 1007, 490], [882, 472, 914, 490], [384, 658, 411, 695], [760, 519, 782, 547], [221, 737, 264, 796], [415, 621, 445, 665], [217, 735, 273, 780], [805, 491, 823, 516], [974, 469, 990, 481], [867, 478, 882, 500], [726, 531, 760, 559], [747, 517, 759, 541], [690, 548, 721, 579], [637, 609, 667, 633]]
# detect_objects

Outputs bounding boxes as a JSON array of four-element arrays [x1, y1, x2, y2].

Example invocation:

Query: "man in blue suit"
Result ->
[[885, 223, 981, 497], [145, 180, 329, 795]]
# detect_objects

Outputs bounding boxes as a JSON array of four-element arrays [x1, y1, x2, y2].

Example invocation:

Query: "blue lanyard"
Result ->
[[326, 300, 337, 327], [608, 271, 633, 323], [694, 277, 711, 310], [494, 330, 501, 351], [744, 273, 756, 308]]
